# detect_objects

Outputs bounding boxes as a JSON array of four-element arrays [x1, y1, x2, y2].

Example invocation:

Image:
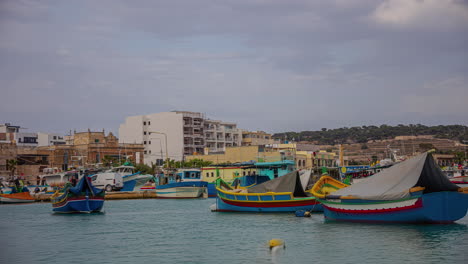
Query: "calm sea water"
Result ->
[[1, 199, 467, 264]]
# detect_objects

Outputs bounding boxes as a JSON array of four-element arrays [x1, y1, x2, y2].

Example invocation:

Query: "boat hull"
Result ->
[[121, 175, 152, 192], [52, 195, 105, 213], [156, 187, 205, 198], [0, 192, 35, 203], [207, 182, 217, 197], [320, 192, 468, 223], [213, 196, 323, 212], [450, 176, 468, 184], [156, 181, 207, 198]]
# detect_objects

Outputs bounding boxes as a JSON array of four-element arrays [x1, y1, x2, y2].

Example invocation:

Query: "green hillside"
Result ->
[[273, 124, 468, 145]]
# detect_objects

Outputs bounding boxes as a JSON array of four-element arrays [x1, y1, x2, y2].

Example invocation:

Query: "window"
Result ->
[[143, 121, 147, 125], [144, 151, 147, 154], [149, 141, 151, 144], [144, 132, 147, 135], [243, 171, 246, 176], [53, 136, 57, 140], [144, 141, 147, 144], [23, 137, 37, 143], [206, 172, 209, 177], [148, 121, 151, 125], [211, 172, 214, 177], [149, 150, 151, 154], [95, 139, 99, 143]]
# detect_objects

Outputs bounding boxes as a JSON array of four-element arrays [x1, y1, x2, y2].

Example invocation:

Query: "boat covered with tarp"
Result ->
[[315, 151, 468, 223], [51, 175, 105, 213], [211, 170, 323, 212]]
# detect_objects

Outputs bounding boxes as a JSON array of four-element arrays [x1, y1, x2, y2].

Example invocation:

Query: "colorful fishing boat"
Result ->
[[211, 170, 323, 212], [51, 175, 105, 213], [155, 169, 207, 198], [310, 175, 348, 198], [449, 175, 468, 185], [203, 160, 296, 197], [314, 152, 468, 223], [0, 191, 35, 203]]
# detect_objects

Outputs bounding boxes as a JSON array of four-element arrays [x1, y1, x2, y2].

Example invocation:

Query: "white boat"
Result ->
[[100, 165, 152, 192], [155, 169, 207, 198]]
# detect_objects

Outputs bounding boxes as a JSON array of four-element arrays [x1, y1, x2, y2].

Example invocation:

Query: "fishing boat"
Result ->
[[211, 170, 323, 212], [449, 175, 468, 185], [0, 191, 35, 203], [102, 165, 153, 192], [203, 160, 295, 197], [155, 169, 207, 198], [310, 175, 348, 199], [51, 175, 105, 213], [313, 152, 468, 223]]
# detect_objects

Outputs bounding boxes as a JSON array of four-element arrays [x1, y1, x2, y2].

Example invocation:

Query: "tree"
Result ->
[[135, 163, 154, 175], [419, 143, 435, 151], [6, 159, 17, 177]]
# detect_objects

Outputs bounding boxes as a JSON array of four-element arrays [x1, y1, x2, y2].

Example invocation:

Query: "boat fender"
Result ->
[[295, 210, 311, 217], [269, 239, 285, 250]]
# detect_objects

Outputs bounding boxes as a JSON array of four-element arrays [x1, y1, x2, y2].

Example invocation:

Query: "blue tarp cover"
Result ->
[[69, 176, 104, 195]]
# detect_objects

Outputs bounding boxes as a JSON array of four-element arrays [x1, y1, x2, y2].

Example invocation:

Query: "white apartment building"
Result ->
[[37, 132, 66, 146], [119, 111, 242, 165], [0, 123, 38, 147], [204, 120, 242, 153]]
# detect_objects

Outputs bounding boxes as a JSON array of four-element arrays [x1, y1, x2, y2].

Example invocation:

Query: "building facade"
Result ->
[[37, 132, 66, 146], [241, 130, 277, 146], [0, 123, 38, 147], [204, 119, 242, 153], [119, 111, 243, 165]]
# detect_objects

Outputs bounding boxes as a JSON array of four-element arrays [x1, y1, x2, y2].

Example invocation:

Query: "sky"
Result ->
[[1, 0, 467, 135]]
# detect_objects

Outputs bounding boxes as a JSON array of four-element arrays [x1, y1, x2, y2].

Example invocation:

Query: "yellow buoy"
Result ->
[[269, 239, 285, 250]]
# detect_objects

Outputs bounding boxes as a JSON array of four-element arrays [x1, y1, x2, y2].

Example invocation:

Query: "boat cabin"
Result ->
[[109, 166, 135, 174], [157, 169, 202, 186]]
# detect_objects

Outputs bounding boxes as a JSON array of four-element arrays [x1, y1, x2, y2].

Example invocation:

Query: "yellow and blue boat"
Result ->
[[211, 171, 323, 212]]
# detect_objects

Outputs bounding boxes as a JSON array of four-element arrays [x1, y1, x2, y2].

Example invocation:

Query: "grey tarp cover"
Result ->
[[247, 170, 311, 197], [330, 152, 459, 200]]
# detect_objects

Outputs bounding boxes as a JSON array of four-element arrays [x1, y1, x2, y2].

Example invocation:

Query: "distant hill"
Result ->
[[273, 124, 468, 145]]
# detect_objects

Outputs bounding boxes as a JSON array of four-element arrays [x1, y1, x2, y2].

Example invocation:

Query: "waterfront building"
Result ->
[[37, 132, 66, 146], [201, 164, 257, 183], [0, 123, 38, 147], [204, 119, 242, 153], [186, 145, 283, 164], [241, 130, 278, 146], [47, 129, 144, 169], [119, 111, 243, 164]]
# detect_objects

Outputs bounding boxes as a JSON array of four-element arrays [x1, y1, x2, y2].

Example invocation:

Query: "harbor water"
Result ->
[[1, 199, 467, 264]]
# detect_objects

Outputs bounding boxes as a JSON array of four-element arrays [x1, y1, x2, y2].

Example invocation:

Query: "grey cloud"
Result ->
[[0, 0, 467, 135]]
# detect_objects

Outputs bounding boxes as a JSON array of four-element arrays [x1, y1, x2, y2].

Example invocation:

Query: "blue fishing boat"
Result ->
[[314, 152, 468, 223], [51, 175, 105, 213], [110, 165, 153, 192], [155, 169, 207, 198], [211, 170, 323, 212]]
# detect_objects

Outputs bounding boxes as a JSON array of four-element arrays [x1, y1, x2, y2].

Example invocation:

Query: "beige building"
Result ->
[[186, 144, 340, 169], [241, 130, 278, 146]]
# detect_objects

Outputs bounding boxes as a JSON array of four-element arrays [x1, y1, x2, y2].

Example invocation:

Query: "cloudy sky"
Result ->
[[1, 0, 467, 135]]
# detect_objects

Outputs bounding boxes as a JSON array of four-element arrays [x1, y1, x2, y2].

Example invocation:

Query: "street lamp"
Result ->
[[150, 131, 168, 166]]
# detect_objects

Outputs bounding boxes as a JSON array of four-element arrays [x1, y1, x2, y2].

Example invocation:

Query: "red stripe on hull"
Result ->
[[324, 199, 423, 214], [221, 198, 319, 208]]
